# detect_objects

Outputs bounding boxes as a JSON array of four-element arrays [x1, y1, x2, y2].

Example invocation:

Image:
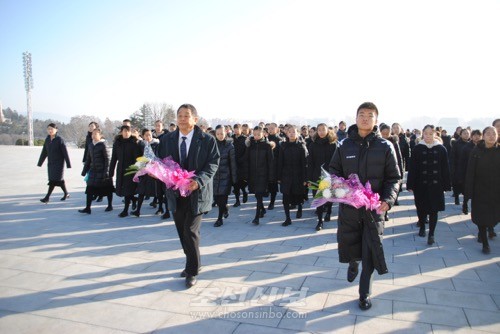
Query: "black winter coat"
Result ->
[[109, 135, 143, 197], [232, 134, 247, 181], [407, 141, 451, 213], [465, 142, 500, 227], [82, 140, 112, 187], [37, 134, 71, 184], [136, 140, 160, 197], [385, 135, 404, 180], [329, 125, 400, 273], [457, 141, 476, 185], [450, 138, 468, 184], [157, 126, 220, 215], [83, 131, 93, 163], [243, 138, 275, 195], [213, 139, 238, 196], [307, 136, 337, 182], [277, 141, 308, 195], [398, 133, 410, 171]]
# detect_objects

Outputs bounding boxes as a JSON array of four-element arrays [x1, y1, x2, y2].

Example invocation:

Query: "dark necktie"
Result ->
[[180, 136, 187, 168]]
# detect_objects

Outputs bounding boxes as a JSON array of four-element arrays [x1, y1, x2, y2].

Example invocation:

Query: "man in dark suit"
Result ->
[[157, 104, 220, 288]]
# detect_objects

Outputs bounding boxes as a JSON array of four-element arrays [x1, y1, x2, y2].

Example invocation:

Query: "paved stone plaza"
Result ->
[[0, 145, 499, 333]]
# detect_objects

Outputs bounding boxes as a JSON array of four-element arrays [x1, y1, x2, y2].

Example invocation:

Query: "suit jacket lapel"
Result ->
[[187, 127, 202, 170], [171, 130, 180, 163]]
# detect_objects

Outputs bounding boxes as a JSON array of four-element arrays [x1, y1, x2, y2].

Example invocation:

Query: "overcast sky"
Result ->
[[1, 0, 499, 127]]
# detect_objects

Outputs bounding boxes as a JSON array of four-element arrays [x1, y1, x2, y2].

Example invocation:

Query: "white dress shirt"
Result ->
[[179, 129, 194, 160]]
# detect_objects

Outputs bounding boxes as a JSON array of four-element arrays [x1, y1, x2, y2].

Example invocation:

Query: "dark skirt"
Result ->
[[85, 180, 115, 196], [283, 193, 304, 206], [48, 180, 65, 187], [136, 175, 157, 197]]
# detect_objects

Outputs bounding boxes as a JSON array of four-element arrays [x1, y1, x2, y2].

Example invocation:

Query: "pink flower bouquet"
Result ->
[[125, 145, 195, 197]]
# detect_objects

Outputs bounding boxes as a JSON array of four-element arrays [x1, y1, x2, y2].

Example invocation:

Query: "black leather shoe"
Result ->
[[223, 207, 229, 219], [347, 262, 359, 282], [359, 297, 372, 310], [214, 219, 223, 227], [186, 275, 197, 288], [155, 209, 164, 215], [60, 193, 70, 201], [324, 213, 331, 222], [233, 200, 240, 207], [427, 236, 435, 245], [296, 209, 302, 219], [105, 205, 113, 212], [242, 193, 248, 203], [268, 202, 275, 210], [96, 196, 103, 203], [118, 211, 128, 218], [252, 218, 259, 225], [315, 222, 323, 231], [482, 245, 491, 254], [282, 219, 292, 227], [462, 204, 468, 215], [131, 210, 140, 217], [161, 211, 171, 219], [418, 227, 426, 237], [180, 270, 187, 278], [40, 197, 49, 204], [78, 208, 91, 214]]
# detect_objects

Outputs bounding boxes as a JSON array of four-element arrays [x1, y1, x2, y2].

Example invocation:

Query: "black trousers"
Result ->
[[359, 220, 375, 299], [173, 197, 202, 276]]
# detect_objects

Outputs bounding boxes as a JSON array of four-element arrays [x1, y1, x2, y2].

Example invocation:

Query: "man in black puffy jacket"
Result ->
[[329, 102, 401, 311]]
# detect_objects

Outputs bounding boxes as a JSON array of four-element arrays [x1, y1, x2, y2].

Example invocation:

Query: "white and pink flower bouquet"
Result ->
[[309, 168, 381, 213]]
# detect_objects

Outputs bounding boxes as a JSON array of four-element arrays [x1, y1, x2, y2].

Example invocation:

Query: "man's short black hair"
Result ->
[[356, 102, 378, 117]]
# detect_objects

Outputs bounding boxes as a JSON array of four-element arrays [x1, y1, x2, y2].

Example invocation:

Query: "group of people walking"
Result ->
[[36, 103, 499, 307]]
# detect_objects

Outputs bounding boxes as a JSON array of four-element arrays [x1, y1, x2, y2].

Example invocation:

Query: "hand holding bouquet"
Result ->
[[309, 168, 382, 213], [125, 144, 195, 197]]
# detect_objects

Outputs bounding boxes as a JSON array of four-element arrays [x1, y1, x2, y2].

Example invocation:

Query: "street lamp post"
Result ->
[[23, 52, 34, 146]]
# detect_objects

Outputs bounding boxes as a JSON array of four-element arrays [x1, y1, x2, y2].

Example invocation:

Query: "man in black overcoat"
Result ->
[[329, 102, 400, 310]]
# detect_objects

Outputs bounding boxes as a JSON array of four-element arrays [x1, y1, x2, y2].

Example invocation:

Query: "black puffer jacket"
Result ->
[[37, 134, 71, 183], [278, 140, 308, 195], [82, 140, 111, 187], [243, 138, 275, 195], [328, 125, 400, 273], [307, 136, 337, 182], [232, 134, 247, 181], [213, 139, 238, 196], [465, 142, 500, 227], [109, 135, 143, 197], [407, 140, 451, 213]]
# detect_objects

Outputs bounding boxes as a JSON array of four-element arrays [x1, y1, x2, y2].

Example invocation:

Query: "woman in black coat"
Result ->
[[380, 123, 404, 218], [243, 126, 275, 225], [278, 126, 308, 226], [407, 125, 451, 245], [307, 123, 337, 230], [465, 127, 500, 254], [213, 125, 238, 227], [450, 129, 470, 205], [458, 129, 482, 214], [231, 124, 248, 206], [79, 128, 114, 213], [37, 123, 72, 203], [131, 129, 160, 217], [109, 125, 143, 217]]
